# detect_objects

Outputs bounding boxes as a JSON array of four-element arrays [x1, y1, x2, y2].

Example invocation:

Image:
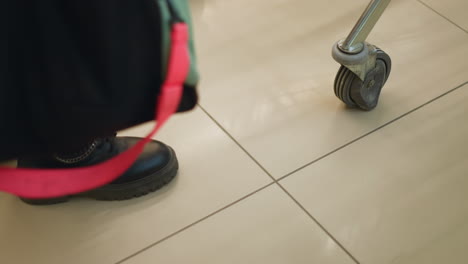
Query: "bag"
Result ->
[[0, 0, 199, 198]]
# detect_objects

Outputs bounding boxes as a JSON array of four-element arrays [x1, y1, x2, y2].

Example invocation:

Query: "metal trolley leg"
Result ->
[[332, 0, 392, 111]]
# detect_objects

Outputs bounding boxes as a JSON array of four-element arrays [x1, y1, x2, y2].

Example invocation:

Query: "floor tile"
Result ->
[[392, 220, 468, 264], [0, 108, 271, 264], [281, 84, 468, 264], [421, 0, 468, 31], [123, 185, 355, 264], [193, 0, 468, 177]]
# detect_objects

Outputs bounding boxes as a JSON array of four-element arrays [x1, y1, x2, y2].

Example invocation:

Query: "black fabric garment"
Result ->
[[0, 0, 197, 161]]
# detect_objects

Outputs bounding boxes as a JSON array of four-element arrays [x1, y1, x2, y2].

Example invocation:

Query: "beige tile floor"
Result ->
[[1, 0, 467, 263], [421, 0, 468, 32]]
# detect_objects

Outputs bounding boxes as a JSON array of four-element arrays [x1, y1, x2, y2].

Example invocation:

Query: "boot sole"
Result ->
[[21, 147, 178, 205]]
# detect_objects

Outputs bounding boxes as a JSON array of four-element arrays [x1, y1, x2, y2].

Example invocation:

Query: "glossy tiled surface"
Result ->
[[194, 0, 468, 178], [0, 109, 271, 264], [1, 0, 468, 263], [124, 185, 355, 264], [282, 84, 468, 264], [422, 0, 468, 31]]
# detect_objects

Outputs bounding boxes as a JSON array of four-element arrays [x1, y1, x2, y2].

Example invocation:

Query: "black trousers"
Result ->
[[0, 0, 197, 161]]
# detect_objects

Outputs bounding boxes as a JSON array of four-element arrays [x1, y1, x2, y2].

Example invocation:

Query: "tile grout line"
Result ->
[[198, 80, 467, 263], [198, 105, 362, 264], [154, 2, 468, 260], [278, 81, 468, 182], [275, 181, 361, 263], [416, 0, 468, 34], [115, 182, 276, 264], [117, 80, 466, 264], [115, 103, 280, 263], [197, 105, 278, 183]]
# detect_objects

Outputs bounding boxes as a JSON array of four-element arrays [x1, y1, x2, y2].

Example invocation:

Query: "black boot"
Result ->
[[17, 136, 178, 205]]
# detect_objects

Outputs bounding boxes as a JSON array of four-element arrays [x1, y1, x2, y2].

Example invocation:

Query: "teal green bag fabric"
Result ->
[[157, 0, 199, 87]]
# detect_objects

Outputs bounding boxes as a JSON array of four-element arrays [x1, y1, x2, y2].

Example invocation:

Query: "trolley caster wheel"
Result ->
[[334, 49, 391, 111]]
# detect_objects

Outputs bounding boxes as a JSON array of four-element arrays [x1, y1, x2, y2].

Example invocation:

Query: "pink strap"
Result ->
[[0, 23, 190, 199]]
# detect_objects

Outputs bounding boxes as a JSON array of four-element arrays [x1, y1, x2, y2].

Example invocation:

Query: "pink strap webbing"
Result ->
[[0, 23, 190, 199]]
